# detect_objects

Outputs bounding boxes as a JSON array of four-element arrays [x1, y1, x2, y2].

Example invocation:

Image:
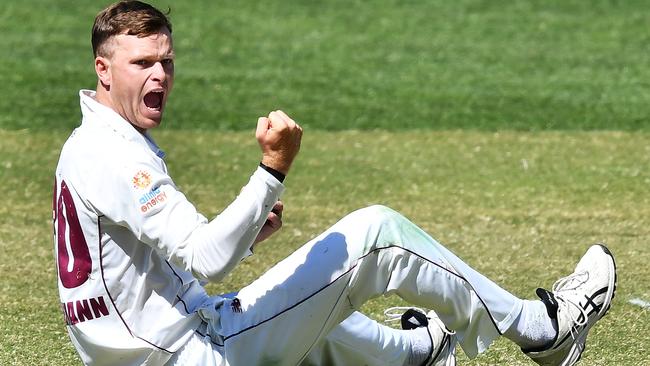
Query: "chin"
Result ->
[[132, 118, 162, 132]]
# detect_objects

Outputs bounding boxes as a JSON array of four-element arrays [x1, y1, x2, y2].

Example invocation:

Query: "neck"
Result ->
[[94, 81, 113, 111]]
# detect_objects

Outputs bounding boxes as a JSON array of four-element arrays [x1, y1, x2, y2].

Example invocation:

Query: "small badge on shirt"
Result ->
[[132, 170, 152, 190]]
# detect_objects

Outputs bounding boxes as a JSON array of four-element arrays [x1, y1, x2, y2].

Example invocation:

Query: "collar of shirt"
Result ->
[[79, 89, 166, 159]]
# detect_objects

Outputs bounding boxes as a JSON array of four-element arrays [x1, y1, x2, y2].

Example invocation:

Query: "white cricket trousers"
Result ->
[[169, 205, 523, 365]]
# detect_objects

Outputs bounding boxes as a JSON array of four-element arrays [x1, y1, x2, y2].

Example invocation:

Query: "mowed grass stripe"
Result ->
[[0, 129, 648, 364], [2, 0, 650, 131]]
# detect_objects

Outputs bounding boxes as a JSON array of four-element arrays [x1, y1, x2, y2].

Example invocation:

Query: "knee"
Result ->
[[335, 205, 420, 254], [358, 204, 397, 218], [346, 204, 402, 228]]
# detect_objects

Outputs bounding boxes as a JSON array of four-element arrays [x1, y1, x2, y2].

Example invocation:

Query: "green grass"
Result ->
[[1, 129, 648, 365], [1, 0, 649, 364], [2, 0, 650, 131]]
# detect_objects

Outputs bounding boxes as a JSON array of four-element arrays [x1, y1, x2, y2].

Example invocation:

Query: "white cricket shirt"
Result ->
[[53, 90, 284, 365]]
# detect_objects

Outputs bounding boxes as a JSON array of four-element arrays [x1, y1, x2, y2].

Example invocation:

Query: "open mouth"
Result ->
[[144, 91, 164, 111]]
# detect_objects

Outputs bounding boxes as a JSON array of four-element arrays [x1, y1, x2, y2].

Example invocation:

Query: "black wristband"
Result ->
[[259, 162, 286, 183]]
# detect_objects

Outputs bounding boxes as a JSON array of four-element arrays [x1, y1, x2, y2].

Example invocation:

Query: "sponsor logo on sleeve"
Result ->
[[132, 170, 152, 190], [139, 187, 168, 213]]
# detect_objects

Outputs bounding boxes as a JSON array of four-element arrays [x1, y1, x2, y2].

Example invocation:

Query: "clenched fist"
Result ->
[[255, 110, 302, 175]]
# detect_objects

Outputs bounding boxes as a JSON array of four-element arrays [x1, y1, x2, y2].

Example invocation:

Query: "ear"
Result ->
[[95, 56, 111, 87]]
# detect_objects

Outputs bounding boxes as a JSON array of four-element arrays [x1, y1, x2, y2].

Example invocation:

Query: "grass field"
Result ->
[[1, 0, 650, 365], [2, 0, 650, 131], [1, 129, 649, 365]]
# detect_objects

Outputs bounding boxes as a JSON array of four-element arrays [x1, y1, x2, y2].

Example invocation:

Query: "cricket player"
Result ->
[[53, 1, 617, 365]]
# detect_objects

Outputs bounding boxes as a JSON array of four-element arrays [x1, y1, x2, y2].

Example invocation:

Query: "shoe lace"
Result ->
[[384, 306, 427, 323], [383, 306, 455, 336], [551, 271, 590, 329], [552, 270, 589, 293]]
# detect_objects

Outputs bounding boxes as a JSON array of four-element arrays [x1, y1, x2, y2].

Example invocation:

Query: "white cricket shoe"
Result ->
[[524, 244, 617, 366], [384, 307, 457, 366]]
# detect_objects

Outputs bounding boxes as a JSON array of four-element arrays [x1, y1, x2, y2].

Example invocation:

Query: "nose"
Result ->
[[151, 61, 167, 83]]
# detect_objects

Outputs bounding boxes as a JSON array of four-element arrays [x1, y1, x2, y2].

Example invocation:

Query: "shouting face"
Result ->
[[95, 28, 174, 132]]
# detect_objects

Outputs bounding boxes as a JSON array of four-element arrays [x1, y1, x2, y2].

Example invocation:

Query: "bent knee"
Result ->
[[345, 204, 402, 227]]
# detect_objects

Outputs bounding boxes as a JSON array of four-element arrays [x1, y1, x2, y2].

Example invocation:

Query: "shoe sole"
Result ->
[[598, 244, 617, 315], [561, 243, 617, 366]]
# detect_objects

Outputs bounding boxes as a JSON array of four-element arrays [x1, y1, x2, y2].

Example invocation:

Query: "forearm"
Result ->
[[171, 167, 284, 281]]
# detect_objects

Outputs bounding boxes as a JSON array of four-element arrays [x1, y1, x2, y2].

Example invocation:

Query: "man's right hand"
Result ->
[[256, 110, 303, 175]]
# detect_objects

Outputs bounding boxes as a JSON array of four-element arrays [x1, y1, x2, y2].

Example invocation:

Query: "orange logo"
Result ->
[[132, 170, 152, 189]]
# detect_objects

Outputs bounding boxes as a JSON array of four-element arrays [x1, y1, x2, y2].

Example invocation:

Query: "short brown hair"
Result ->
[[92, 1, 172, 57]]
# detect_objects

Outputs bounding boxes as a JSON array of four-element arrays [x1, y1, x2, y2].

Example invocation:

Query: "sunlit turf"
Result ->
[[1, 129, 648, 365], [2, 0, 650, 131], [2, 0, 649, 364]]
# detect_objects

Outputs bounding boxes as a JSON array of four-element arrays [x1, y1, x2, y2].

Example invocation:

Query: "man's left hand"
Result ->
[[254, 201, 283, 245]]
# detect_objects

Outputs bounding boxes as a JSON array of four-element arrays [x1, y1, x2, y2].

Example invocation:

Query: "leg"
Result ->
[[217, 205, 522, 364], [169, 310, 432, 366], [300, 311, 417, 366]]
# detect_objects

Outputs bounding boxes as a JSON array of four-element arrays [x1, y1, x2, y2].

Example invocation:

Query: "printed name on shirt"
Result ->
[[139, 187, 168, 213], [61, 296, 109, 325]]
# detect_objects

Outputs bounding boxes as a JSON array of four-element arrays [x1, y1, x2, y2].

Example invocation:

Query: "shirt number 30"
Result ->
[[53, 178, 92, 289]]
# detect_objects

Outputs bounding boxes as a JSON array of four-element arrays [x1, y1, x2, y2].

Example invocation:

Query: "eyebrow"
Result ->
[[130, 50, 175, 60]]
